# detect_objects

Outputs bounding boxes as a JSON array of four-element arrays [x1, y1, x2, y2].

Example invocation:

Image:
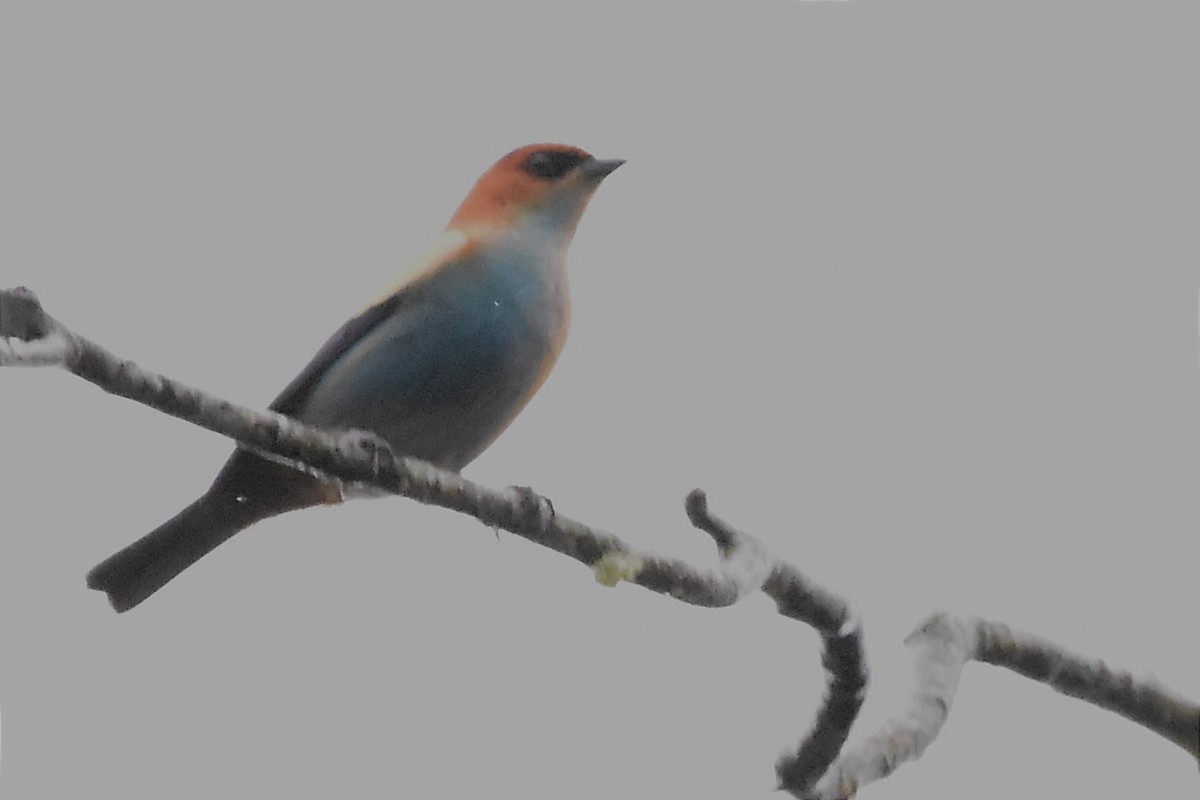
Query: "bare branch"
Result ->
[[8, 287, 1196, 795], [805, 614, 1200, 798], [2, 287, 865, 793], [974, 617, 1200, 760], [687, 491, 869, 796]]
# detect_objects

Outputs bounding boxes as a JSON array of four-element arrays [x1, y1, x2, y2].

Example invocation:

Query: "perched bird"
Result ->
[[87, 143, 623, 612]]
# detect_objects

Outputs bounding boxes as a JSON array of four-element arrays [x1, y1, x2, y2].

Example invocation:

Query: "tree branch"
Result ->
[[804, 614, 1200, 798], [5, 286, 1196, 796], [1, 286, 865, 795]]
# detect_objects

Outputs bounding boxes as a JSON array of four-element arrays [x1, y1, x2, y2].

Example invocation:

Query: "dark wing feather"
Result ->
[[269, 292, 403, 416]]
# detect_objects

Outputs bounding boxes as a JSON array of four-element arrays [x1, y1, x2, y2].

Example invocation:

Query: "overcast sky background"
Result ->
[[2, 3, 1197, 798]]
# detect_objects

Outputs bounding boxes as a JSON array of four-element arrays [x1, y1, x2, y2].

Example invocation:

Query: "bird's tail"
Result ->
[[86, 490, 267, 613], [88, 449, 341, 612]]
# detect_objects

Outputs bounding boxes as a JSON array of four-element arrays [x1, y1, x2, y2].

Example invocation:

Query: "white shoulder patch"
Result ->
[[372, 228, 478, 304]]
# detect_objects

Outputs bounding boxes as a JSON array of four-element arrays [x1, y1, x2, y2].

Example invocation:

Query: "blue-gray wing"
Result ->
[[268, 292, 406, 417], [261, 244, 562, 471]]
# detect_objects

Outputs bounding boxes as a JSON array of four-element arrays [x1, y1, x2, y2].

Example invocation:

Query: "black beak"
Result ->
[[581, 157, 625, 179]]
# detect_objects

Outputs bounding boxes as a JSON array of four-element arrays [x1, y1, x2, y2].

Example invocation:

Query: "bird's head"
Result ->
[[449, 144, 623, 239]]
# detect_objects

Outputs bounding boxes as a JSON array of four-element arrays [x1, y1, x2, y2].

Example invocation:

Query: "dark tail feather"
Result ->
[[86, 491, 265, 613], [88, 450, 340, 612]]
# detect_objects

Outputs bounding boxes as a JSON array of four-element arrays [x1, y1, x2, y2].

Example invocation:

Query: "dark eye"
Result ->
[[524, 150, 587, 180]]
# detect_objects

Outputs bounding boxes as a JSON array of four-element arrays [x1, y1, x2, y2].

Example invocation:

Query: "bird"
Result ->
[[87, 143, 623, 612]]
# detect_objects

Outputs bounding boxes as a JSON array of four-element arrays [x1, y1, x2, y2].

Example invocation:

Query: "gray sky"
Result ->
[[2, 2, 1197, 797]]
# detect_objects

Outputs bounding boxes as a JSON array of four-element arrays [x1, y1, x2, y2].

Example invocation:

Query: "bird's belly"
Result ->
[[295, 290, 564, 472]]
